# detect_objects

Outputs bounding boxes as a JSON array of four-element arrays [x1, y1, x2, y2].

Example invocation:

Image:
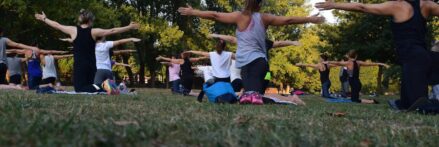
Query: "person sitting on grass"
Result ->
[[4, 51, 29, 89], [160, 54, 182, 94], [156, 52, 208, 96], [327, 50, 389, 104], [0, 27, 39, 85], [35, 9, 140, 94], [296, 54, 338, 98], [39, 54, 73, 90]]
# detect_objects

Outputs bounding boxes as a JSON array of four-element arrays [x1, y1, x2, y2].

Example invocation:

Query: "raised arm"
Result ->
[[186, 50, 210, 57], [178, 5, 240, 24], [35, 12, 76, 37], [113, 38, 141, 47], [296, 63, 319, 69], [53, 54, 73, 59], [357, 61, 389, 68], [272, 41, 301, 48], [263, 13, 325, 26], [5, 39, 39, 51], [156, 56, 184, 64], [92, 22, 140, 37], [113, 50, 137, 55], [315, 0, 398, 16], [208, 34, 237, 44]]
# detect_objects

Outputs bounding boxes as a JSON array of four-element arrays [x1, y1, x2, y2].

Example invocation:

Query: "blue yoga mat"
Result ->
[[325, 98, 353, 103]]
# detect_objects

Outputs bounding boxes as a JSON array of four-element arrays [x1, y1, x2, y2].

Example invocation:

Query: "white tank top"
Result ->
[[42, 55, 57, 79]]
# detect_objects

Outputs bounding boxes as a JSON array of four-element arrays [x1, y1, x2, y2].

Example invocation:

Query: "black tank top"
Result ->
[[180, 58, 194, 78], [73, 26, 96, 67], [350, 61, 360, 80], [319, 63, 330, 83], [390, 0, 427, 48]]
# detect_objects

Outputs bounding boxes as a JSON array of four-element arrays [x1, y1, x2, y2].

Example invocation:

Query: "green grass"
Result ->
[[0, 89, 438, 146]]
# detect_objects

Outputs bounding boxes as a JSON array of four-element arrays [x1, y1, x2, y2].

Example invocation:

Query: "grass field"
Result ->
[[0, 89, 438, 146]]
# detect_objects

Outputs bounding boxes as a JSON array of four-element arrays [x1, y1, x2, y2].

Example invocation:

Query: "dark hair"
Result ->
[[243, 0, 262, 15], [96, 36, 105, 42], [347, 50, 358, 59], [0, 27, 3, 36], [173, 53, 180, 59], [78, 9, 95, 25], [216, 39, 226, 54], [320, 54, 328, 61]]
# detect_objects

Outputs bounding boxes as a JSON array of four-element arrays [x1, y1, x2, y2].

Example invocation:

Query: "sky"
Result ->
[[307, 0, 337, 23]]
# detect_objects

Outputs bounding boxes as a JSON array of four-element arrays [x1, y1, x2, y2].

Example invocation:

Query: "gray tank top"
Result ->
[[0, 37, 7, 64], [7, 57, 22, 76], [235, 13, 267, 68], [42, 55, 57, 79]]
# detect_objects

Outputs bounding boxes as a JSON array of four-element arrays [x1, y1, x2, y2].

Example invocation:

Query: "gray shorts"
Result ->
[[94, 69, 114, 85]]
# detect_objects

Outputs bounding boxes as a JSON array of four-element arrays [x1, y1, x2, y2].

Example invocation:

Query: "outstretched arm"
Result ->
[[263, 13, 325, 26], [190, 56, 209, 62], [35, 12, 76, 37], [296, 63, 319, 69], [357, 61, 390, 68], [5, 39, 39, 51], [208, 34, 237, 44], [59, 38, 73, 43], [113, 38, 141, 47], [272, 41, 301, 48], [114, 62, 131, 67], [315, 0, 398, 16], [53, 54, 73, 59], [160, 62, 172, 66], [6, 49, 27, 54], [186, 50, 210, 57], [426, 1, 439, 17], [92, 22, 140, 37], [39, 49, 69, 55], [178, 5, 240, 24], [113, 50, 137, 55], [156, 56, 184, 64]]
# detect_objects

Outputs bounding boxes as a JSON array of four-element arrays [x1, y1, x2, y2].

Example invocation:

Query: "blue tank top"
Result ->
[[390, 0, 427, 49], [28, 51, 42, 77]]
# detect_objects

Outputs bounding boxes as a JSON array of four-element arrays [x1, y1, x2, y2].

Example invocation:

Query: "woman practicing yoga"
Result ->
[[156, 53, 207, 96], [0, 27, 39, 85], [296, 54, 337, 98], [178, 1, 324, 104], [40, 54, 73, 89], [93, 37, 140, 93], [328, 50, 389, 104], [160, 54, 182, 94], [185, 39, 235, 101], [315, 0, 439, 109], [5, 52, 28, 88], [35, 9, 139, 94]]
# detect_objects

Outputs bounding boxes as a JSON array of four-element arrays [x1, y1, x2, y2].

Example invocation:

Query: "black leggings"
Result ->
[[349, 78, 362, 103], [241, 58, 269, 94], [198, 77, 231, 101], [181, 76, 193, 95], [74, 64, 99, 92], [0, 63, 7, 84]]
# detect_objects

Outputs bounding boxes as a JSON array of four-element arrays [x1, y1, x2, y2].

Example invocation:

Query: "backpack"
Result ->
[[203, 82, 238, 104]]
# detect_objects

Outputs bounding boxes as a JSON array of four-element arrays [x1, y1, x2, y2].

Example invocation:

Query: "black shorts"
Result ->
[[9, 74, 22, 85], [42, 77, 56, 85]]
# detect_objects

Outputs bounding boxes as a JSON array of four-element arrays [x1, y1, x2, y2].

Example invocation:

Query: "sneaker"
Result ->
[[102, 80, 120, 95], [239, 93, 252, 104], [251, 93, 264, 105]]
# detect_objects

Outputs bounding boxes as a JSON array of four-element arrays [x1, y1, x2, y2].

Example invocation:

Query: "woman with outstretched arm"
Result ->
[[315, 0, 439, 110], [178, 0, 324, 105], [157, 53, 208, 96], [35, 9, 139, 94], [327, 50, 389, 104], [296, 54, 338, 98]]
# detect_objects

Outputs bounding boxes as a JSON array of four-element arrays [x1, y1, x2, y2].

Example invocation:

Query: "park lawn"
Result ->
[[0, 89, 438, 146]]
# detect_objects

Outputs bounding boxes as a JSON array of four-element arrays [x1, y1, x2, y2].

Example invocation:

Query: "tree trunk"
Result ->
[[377, 66, 383, 95], [121, 55, 135, 86]]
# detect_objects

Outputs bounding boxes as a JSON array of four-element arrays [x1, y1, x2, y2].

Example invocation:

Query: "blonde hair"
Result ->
[[78, 9, 95, 25]]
